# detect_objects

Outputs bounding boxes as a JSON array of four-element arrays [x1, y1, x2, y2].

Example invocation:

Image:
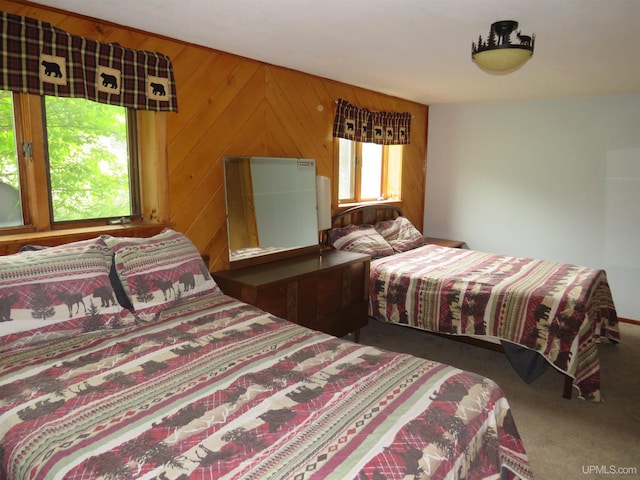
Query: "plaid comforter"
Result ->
[[369, 245, 620, 401], [0, 293, 532, 480]]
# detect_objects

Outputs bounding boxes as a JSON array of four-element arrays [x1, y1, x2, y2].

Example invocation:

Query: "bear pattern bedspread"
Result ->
[[0, 292, 532, 480], [369, 244, 620, 401]]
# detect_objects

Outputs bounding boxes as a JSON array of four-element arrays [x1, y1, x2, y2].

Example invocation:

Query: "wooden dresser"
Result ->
[[212, 250, 370, 341]]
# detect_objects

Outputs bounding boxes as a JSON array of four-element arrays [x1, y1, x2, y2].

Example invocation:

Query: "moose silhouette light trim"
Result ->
[[472, 20, 535, 74]]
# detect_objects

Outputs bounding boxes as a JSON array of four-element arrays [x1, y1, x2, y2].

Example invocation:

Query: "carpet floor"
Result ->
[[353, 320, 640, 480]]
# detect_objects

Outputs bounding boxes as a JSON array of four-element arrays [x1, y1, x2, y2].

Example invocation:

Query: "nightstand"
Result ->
[[212, 250, 370, 341], [425, 237, 468, 249]]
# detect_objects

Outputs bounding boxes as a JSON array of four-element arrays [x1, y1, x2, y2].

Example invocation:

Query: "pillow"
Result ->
[[0, 237, 134, 352], [104, 229, 219, 321], [19, 243, 133, 311], [375, 216, 425, 253], [328, 224, 394, 258]]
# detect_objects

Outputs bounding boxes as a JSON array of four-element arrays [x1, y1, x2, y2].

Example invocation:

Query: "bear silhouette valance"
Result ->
[[332, 98, 411, 145], [0, 11, 178, 112]]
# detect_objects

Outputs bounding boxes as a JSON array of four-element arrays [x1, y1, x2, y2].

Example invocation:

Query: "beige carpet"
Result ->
[[353, 320, 640, 480]]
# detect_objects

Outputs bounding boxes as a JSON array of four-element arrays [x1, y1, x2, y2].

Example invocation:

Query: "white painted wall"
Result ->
[[425, 93, 640, 320]]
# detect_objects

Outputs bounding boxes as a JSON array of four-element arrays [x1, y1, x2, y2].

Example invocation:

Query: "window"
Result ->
[[43, 96, 139, 223], [337, 137, 403, 204], [0, 91, 22, 227], [0, 90, 140, 228]]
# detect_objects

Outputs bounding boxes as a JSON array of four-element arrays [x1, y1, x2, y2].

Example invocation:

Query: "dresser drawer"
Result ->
[[314, 301, 368, 338], [212, 250, 370, 339]]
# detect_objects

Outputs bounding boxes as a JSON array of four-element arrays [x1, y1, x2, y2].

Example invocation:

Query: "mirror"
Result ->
[[224, 156, 319, 267]]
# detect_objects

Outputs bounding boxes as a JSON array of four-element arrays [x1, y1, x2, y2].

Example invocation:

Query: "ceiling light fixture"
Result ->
[[472, 20, 535, 74]]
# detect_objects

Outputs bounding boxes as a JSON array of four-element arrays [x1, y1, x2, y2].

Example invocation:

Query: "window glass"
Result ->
[[0, 90, 23, 227], [44, 96, 137, 222], [338, 138, 400, 204], [360, 142, 382, 200], [338, 138, 355, 201], [386, 144, 403, 201]]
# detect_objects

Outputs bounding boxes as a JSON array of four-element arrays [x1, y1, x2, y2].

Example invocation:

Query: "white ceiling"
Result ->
[[29, 0, 640, 105]]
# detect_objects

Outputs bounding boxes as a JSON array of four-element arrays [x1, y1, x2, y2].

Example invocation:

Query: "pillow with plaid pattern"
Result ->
[[103, 229, 219, 321], [374, 216, 425, 253], [0, 237, 134, 352], [328, 224, 394, 259]]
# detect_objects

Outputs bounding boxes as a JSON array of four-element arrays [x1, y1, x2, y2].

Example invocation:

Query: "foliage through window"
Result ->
[[0, 90, 140, 228], [337, 137, 403, 204], [0, 91, 22, 227], [44, 96, 138, 222]]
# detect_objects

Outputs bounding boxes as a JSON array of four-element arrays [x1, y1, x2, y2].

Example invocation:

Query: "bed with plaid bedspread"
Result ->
[[369, 244, 620, 401], [0, 292, 532, 480]]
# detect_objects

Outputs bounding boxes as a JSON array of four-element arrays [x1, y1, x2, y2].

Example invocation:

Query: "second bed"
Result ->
[[329, 204, 620, 401]]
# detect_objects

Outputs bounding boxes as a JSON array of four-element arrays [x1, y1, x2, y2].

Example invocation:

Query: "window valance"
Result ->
[[0, 11, 178, 112], [332, 98, 411, 145]]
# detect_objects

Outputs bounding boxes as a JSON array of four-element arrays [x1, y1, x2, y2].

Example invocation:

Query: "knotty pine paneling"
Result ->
[[266, 66, 428, 231], [2, 0, 428, 270]]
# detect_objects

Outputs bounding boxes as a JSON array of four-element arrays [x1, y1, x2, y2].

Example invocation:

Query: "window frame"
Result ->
[[0, 91, 169, 252], [39, 95, 142, 226], [336, 137, 400, 205], [2, 91, 39, 233]]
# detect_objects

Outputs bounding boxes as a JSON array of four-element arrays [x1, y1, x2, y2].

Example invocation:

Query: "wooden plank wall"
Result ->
[[2, 1, 429, 271]]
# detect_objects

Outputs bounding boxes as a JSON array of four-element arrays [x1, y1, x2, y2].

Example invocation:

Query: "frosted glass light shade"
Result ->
[[473, 47, 532, 73], [316, 175, 331, 231]]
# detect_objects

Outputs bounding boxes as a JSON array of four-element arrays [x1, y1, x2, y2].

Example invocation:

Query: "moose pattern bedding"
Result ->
[[369, 244, 620, 401], [0, 292, 532, 480]]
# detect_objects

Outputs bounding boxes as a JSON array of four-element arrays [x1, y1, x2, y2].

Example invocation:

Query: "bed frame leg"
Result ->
[[562, 375, 573, 399]]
